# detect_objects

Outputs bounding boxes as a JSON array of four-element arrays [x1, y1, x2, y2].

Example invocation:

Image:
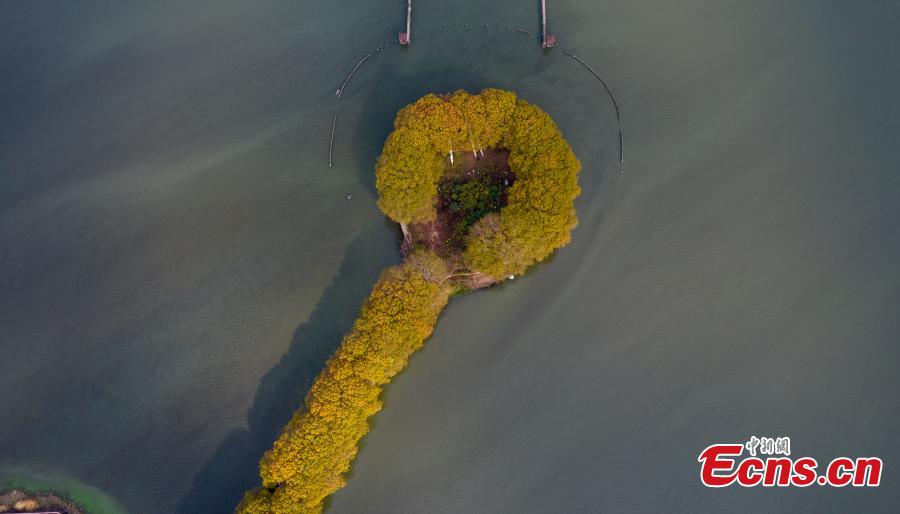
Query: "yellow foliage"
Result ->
[[374, 127, 444, 224], [376, 88, 523, 225], [376, 89, 580, 278], [465, 98, 581, 278], [235, 489, 273, 514], [237, 255, 451, 513]]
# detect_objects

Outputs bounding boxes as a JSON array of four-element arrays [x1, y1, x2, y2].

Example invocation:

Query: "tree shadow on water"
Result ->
[[178, 227, 398, 513], [180, 53, 504, 513]]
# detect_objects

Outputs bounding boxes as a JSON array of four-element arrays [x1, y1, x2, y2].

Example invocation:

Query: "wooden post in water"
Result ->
[[406, 0, 412, 41], [399, 0, 412, 45], [541, 0, 556, 47]]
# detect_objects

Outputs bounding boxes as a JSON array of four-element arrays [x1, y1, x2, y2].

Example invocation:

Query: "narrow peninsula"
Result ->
[[237, 88, 581, 514]]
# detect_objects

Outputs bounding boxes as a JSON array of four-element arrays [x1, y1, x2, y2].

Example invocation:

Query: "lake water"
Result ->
[[1, 1, 898, 513]]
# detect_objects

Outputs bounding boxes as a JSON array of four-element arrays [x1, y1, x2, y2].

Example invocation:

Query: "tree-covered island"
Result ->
[[237, 89, 581, 513]]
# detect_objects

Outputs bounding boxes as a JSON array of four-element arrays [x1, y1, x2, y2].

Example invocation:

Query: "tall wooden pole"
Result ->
[[541, 0, 547, 47], [407, 0, 412, 43]]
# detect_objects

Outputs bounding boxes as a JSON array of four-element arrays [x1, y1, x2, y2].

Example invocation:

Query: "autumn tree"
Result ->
[[237, 253, 451, 514], [464, 98, 581, 278], [375, 88, 522, 228]]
